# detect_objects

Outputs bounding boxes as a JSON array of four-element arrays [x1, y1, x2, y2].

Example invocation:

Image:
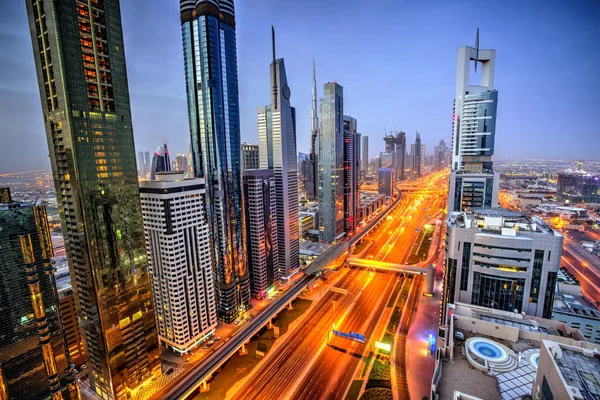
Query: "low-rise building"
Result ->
[[552, 292, 600, 345], [360, 191, 385, 221]]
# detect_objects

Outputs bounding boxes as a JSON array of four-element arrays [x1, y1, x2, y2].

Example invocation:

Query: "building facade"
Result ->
[[0, 198, 78, 400], [378, 168, 394, 198], [557, 173, 600, 204], [242, 169, 280, 298], [181, 0, 250, 322], [306, 58, 319, 201], [319, 82, 344, 243], [140, 172, 217, 354], [449, 34, 499, 213], [25, 1, 161, 397], [448, 171, 499, 212], [257, 28, 299, 276], [445, 208, 562, 318], [242, 142, 260, 170], [151, 140, 171, 180], [361, 135, 369, 179], [343, 115, 360, 235]]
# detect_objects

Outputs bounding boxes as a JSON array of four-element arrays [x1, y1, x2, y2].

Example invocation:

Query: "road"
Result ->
[[229, 171, 449, 400]]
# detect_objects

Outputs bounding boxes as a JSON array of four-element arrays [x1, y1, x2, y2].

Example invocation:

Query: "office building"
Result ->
[[319, 82, 344, 243], [243, 169, 280, 298], [140, 172, 217, 354], [242, 142, 260, 170], [557, 172, 600, 204], [411, 132, 422, 178], [444, 208, 563, 318], [343, 115, 360, 235], [25, 1, 161, 397], [552, 292, 600, 345], [306, 58, 319, 201], [378, 168, 394, 198], [174, 153, 189, 172], [384, 131, 406, 181], [0, 197, 78, 400], [55, 265, 86, 369], [532, 340, 600, 400], [151, 140, 171, 180], [138, 151, 146, 178], [449, 30, 499, 213], [361, 135, 369, 179], [181, 0, 250, 322], [434, 139, 450, 171], [257, 28, 299, 276]]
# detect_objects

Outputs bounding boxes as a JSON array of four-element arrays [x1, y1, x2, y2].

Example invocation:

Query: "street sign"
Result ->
[[332, 330, 365, 343]]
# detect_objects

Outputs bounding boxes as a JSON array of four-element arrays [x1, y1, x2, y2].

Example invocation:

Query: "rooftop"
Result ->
[[556, 347, 600, 399], [554, 292, 600, 320]]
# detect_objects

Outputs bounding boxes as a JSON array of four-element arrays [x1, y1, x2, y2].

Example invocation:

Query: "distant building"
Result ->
[[445, 208, 563, 318], [243, 169, 279, 298], [242, 142, 260, 170], [151, 140, 171, 180], [319, 82, 345, 243], [0, 187, 11, 203], [306, 58, 319, 201], [557, 173, 600, 204], [361, 135, 369, 179], [257, 28, 299, 275], [138, 151, 146, 178], [174, 153, 189, 172], [384, 131, 406, 181], [434, 139, 450, 170], [343, 115, 360, 235], [139, 172, 217, 354], [378, 168, 394, 198], [360, 191, 386, 221], [0, 198, 78, 399], [412, 132, 422, 178]]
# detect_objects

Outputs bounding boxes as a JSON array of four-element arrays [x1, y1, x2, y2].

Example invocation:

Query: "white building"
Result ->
[[139, 172, 217, 354], [444, 208, 563, 318]]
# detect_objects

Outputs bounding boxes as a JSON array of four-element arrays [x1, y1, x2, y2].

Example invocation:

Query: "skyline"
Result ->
[[1, 0, 599, 173]]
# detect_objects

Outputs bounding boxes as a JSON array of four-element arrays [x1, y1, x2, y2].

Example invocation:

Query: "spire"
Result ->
[[474, 26, 479, 73], [272, 25, 278, 109], [311, 54, 318, 134]]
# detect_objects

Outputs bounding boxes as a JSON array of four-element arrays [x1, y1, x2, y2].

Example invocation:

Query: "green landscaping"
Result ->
[[359, 388, 393, 400], [407, 227, 434, 264], [386, 281, 402, 307], [192, 298, 313, 400]]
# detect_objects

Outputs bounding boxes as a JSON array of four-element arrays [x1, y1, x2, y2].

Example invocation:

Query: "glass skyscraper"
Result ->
[[180, 0, 250, 322], [25, 1, 160, 398], [0, 198, 78, 400]]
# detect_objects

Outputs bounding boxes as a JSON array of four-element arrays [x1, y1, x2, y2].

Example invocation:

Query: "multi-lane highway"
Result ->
[[229, 171, 449, 400]]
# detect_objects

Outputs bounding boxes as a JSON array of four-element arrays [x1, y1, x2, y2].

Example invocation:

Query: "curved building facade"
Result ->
[[180, 0, 250, 322]]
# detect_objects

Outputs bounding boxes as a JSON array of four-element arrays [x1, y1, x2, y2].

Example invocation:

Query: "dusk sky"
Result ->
[[1, 0, 599, 173]]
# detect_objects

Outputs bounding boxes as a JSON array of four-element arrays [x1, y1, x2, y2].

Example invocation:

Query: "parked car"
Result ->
[[454, 331, 465, 341]]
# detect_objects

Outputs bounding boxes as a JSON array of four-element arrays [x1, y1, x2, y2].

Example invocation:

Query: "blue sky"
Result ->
[[0, 0, 599, 173]]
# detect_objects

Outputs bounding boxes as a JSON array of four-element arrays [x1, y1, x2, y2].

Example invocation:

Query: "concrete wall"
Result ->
[[455, 315, 520, 342]]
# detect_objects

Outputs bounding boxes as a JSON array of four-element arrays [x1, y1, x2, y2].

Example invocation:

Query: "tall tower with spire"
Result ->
[[258, 27, 299, 276], [304, 57, 319, 201]]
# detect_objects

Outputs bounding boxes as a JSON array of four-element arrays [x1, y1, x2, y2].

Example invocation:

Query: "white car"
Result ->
[[454, 331, 465, 341]]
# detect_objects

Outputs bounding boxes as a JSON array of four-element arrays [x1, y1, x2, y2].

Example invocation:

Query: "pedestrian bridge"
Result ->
[[346, 257, 427, 275]]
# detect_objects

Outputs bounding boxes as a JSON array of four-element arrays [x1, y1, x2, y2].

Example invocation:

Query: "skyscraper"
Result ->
[[343, 115, 360, 235], [257, 27, 299, 276], [174, 153, 189, 172], [181, 0, 250, 322], [306, 58, 319, 201], [319, 82, 344, 243], [241, 142, 260, 170], [140, 172, 217, 354], [25, 1, 161, 397], [144, 151, 151, 178], [410, 132, 422, 178], [151, 140, 171, 180], [138, 151, 146, 178], [434, 139, 450, 170], [0, 196, 78, 400], [384, 131, 406, 181], [243, 169, 279, 298], [448, 29, 499, 212], [361, 135, 369, 179]]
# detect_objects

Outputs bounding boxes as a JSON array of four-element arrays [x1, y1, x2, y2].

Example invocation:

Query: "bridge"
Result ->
[[160, 186, 403, 399], [346, 257, 428, 275]]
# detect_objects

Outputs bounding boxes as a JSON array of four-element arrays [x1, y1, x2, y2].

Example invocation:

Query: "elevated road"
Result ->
[[347, 257, 428, 274]]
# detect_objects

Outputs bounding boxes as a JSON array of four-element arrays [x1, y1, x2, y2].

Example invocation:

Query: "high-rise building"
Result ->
[[26, 1, 161, 397], [0, 197, 78, 400], [242, 142, 260, 170], [140, 172, 217, 354], [343, 115, 360, 234], [378, 168, 394, 198], [434, 139, 450, 171], [557, 172, 600, 204], [138, 151, 146, 178], [151, 140, 171, 180], [144, 151, 151, 178], [174, 153, 189, 173], [414, 132, 422, 178], [448, 29, 499, 212], [361, 135, 369, 178], [305, 58, 319, 201], [242, 169, 280, 298], [181, 0, 250, 322], [56, 279, 86, 368], [384, 131, 406, 181], [257, 27, 299, 276], [0, 187, 11, 203], [319, 82, 344, 243], [444, 208, 562, 318]]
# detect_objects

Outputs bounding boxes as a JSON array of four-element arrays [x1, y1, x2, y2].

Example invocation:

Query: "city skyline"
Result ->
[[1, 0, 599, 173]]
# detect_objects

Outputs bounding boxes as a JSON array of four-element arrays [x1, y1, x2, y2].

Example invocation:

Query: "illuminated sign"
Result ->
[[332, 330, 365, 343], [374, 341, 391, 352]]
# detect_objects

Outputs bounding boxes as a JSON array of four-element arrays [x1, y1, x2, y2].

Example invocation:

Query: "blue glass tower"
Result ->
[[180, 0, 249, 322]]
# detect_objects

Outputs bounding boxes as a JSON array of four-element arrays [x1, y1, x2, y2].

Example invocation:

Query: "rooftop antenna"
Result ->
[[474, 27, 480, 73], [272, 25, 278, 109]]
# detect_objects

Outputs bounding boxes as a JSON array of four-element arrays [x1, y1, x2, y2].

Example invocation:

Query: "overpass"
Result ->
[[160, 186, 403, 399], [346, 257, 427, 275]]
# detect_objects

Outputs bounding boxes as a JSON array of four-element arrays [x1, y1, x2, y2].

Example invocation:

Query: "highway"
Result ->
[[230, 171, 449, 400]]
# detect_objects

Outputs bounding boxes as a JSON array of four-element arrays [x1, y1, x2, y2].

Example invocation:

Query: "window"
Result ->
[[460, 242, 471, 291]]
